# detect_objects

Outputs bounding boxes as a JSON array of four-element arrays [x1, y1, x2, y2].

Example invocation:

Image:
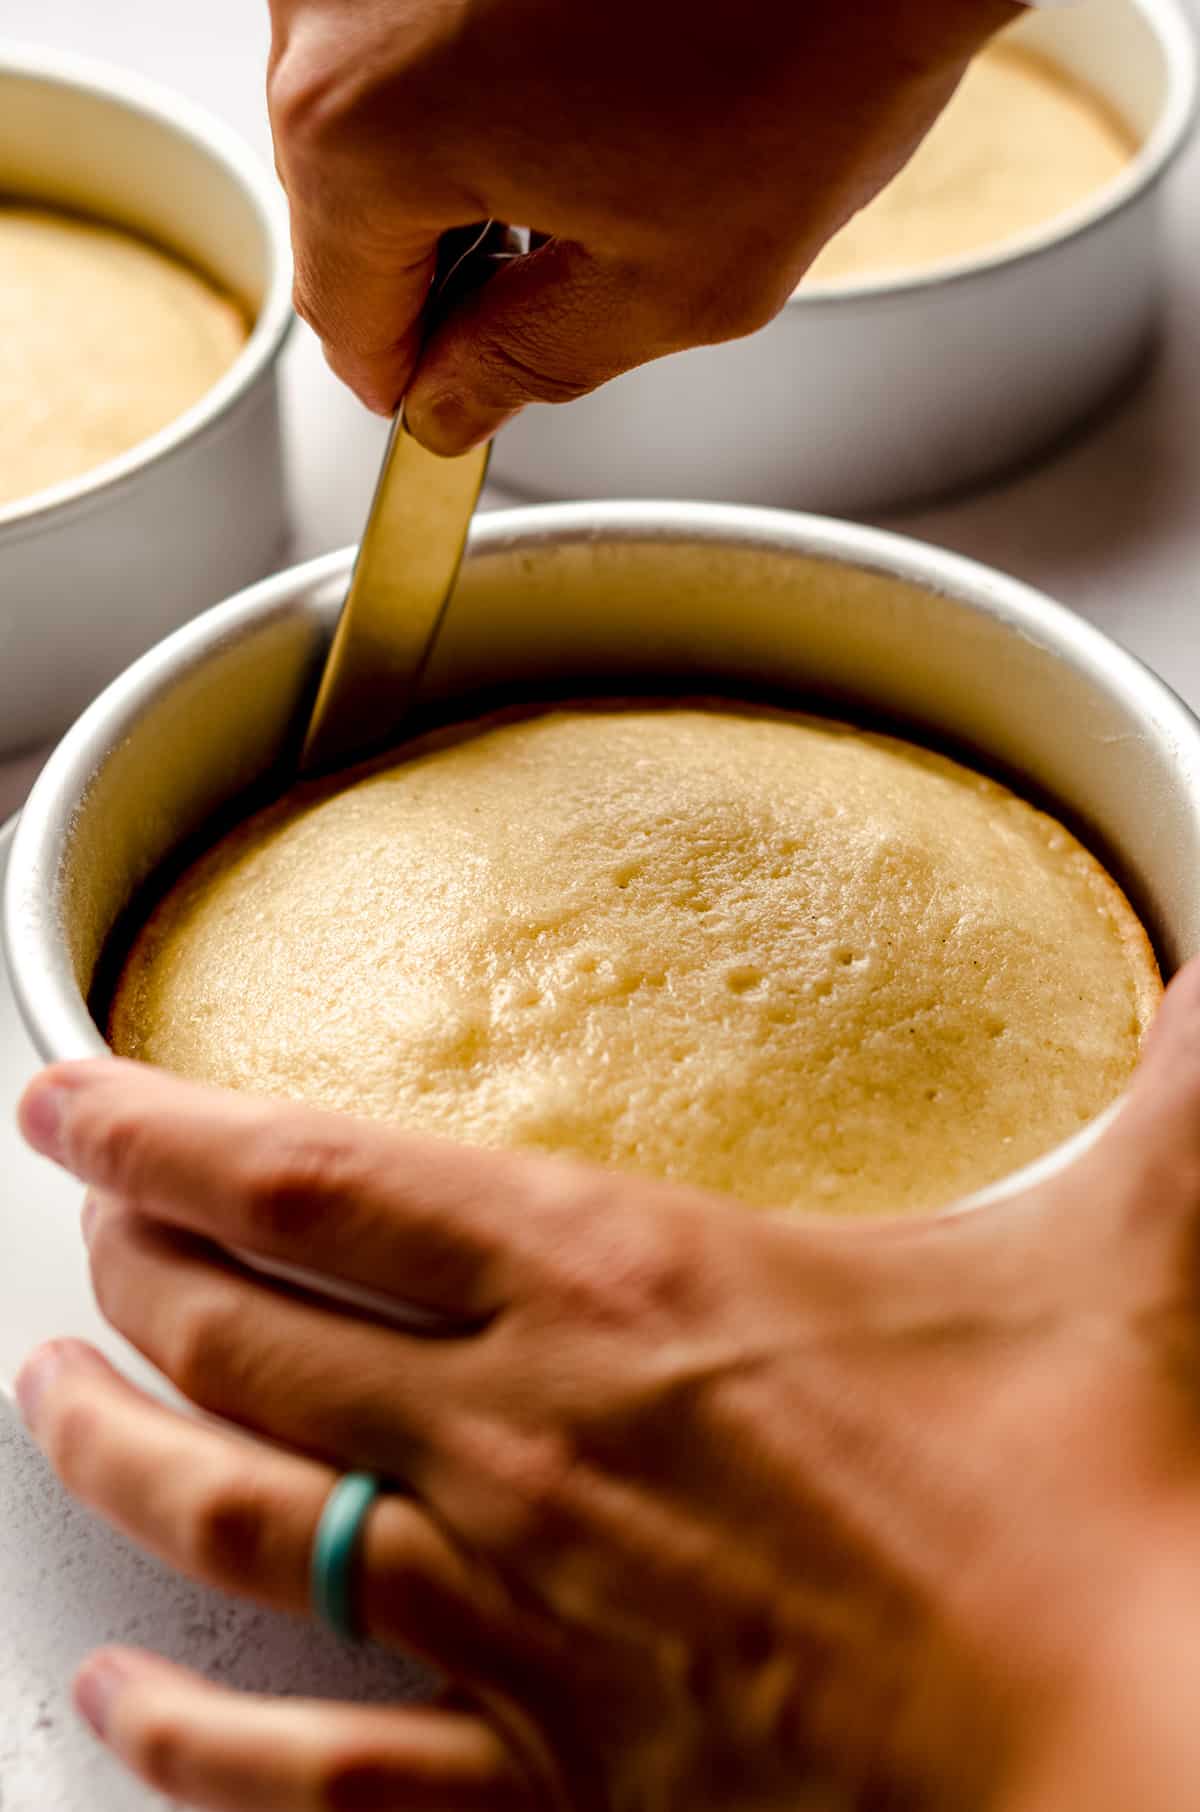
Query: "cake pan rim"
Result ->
[[8, 500, 1200, 1223], [791, 0, 1198, 309]]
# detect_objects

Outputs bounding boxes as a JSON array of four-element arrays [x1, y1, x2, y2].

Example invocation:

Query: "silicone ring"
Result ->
[[311, 1472, 382, 1641]]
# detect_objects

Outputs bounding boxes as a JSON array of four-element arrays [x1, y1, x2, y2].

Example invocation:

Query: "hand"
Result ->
[[19, 962, 1200, 1812], [266, 0, 1018, 452]]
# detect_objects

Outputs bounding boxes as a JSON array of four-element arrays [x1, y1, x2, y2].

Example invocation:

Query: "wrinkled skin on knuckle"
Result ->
[[269, 4, 459, 194], [70, 1100, 155, 1202], [288, 234, 355, 339], [165, 1291, 247, 1408], [238, 1123, 361, 1246], [317, 1745, 415, 1812], [525, 1186, 724, 1339], [320, 339, 399, 415], [445, 1413, 584, 1566], [123, 1699, 190, 1796], [289, 270, 324, 334], [291, 271, 372, 376], [184, 1475, 277, 1591], [473, 330, 598, 409], [300, 1361, 425, 1473], [268, 35, 358, 184]]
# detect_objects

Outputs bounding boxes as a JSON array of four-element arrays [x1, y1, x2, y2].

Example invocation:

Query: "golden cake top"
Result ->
[[0, 203, 247, 507], [110, 705, 1161, 1219], [809, 42, 1135, 287]]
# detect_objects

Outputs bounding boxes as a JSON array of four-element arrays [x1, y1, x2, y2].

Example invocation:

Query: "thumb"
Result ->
[[1093, 958, 1200, 1187], [403, 237, 753, 456]]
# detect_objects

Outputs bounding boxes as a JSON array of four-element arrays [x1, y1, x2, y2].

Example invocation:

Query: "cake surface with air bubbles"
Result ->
[[0, 203, 247, 507], [109, 703, 1161, 1219]]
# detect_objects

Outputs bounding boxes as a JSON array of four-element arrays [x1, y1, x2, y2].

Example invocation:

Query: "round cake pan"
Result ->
[[8, 501, 1200, 1212], [492, 0, 1198, 515], [0, 45, 294, 758]]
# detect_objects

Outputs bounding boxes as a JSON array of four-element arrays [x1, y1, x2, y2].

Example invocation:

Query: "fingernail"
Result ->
[[74, 1653, 139, 1741], [15, 1340, 70, 1434], [19, 1081, 70, 1160]]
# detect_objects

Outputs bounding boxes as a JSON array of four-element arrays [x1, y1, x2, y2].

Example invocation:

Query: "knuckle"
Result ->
[[268, 47, 348, 168], [291, 275, 323, 332], [291, 262, 343, 344], [630, 1212, 706, 1318], [124, 1701, 189, 1794], [536, 1190, 700, 1330], [238, 1126, 358, 1246], [460, 1417, 580, 1558], [475, 333, 597, 408], [317, 1746, 399, 1812], [668, 256, 793, 348], [184, 1478, 272, 1589], [165, 1294, 241, 1403], [70, 1102, 155, 1201], [692, 284, 781, 345], [320, 340, 397, 415], [291, 261, 381, 353]]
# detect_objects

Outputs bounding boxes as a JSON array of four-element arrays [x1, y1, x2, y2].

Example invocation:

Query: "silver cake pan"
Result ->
[[0, 45, 294, 757], [492, 0, 1198, 514], [8, 501, 1200, 1210]]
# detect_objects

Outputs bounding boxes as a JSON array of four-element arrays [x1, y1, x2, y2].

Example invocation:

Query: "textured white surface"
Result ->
[[1, 0, 1199, 1806]]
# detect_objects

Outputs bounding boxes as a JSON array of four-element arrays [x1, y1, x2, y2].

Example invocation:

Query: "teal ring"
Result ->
[[311, 1472, 383, 1641]]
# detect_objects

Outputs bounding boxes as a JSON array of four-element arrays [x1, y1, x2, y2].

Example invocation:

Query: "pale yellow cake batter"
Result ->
[[110, 705, 1161, 1220], [0, 204, 247, 507], [809, 42, 1136, 286]]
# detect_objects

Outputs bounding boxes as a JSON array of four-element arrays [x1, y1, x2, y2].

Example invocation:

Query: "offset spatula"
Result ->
[[299, 222, 521, 777]]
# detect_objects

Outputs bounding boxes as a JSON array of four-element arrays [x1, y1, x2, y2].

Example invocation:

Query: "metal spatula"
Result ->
[[299, 221, 520, 777]]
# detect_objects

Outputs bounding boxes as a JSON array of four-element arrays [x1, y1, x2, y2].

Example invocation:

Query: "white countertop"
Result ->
[[2, 1, 1198, 1805]]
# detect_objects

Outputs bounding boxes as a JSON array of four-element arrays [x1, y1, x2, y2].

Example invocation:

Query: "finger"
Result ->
[[80, 1203, 479, 1485], [404, 238, 788, 457], [16, 1339, 529, 1677], [19, 1058, 549, 1317], [1065, 958, 1200, 1217], [266, 24, 441, 414], [268, 44, 440, 417], [295, 229, 437, 416], [75, 1650, 532, 1812], [1099, 959, 1200, 1152]]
